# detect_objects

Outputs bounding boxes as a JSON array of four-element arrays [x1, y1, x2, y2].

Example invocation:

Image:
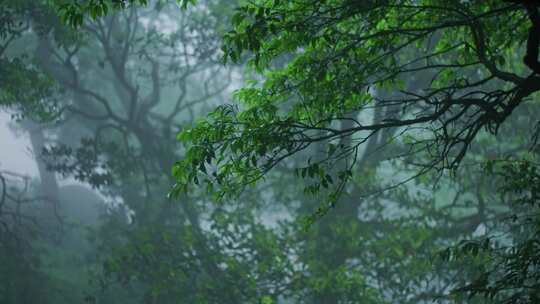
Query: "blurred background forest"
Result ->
[[1, 0, 540, 303]]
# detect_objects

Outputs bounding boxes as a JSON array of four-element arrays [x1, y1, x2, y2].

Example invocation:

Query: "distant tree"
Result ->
[[440, 158, 540, 303], [0, 0, 63, 120]]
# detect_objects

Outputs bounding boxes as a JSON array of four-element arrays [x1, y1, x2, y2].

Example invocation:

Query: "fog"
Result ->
[[0, 113, 38, 176], [1, 1, 539, 304]]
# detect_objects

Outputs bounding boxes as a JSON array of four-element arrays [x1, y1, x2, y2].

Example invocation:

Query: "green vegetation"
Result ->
[[1, 0, 540, 303]]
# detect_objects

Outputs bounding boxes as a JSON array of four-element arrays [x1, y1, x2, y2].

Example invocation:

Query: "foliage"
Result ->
[[0, 0, 63, 120], [441, 159, 540, 303], [173, 0, 540, 213], [3, 1, 540, 304], [54, 0, 196, 27]]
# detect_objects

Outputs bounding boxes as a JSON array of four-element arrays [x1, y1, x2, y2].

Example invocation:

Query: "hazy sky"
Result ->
[[0, 111, 38, 176]]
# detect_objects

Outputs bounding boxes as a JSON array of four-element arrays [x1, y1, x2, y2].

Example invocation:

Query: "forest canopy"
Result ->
[[1, 0, 540, 303]]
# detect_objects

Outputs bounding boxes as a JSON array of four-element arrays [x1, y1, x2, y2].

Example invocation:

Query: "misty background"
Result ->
[[1, 1, 538, 304]]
